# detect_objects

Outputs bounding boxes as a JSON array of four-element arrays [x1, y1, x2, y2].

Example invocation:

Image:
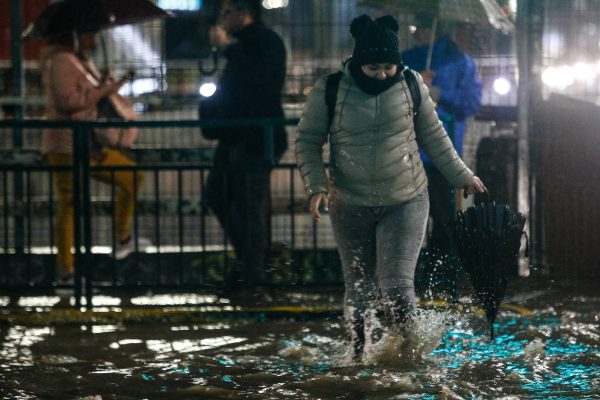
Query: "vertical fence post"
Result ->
[[80, 123, 94, 307], [72, 125, 84, 307], [289, 167, 298, 282], [264, 122, 275, 281], [2, 171, 9, 284], [153, 168, 162, 281], [9, 0, 24, 256]]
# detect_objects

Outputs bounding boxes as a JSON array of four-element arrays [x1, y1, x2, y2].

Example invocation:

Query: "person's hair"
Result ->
[[47, 32, 75, 47], [46, 27, 99, 49], [228, 0, 262, 21]]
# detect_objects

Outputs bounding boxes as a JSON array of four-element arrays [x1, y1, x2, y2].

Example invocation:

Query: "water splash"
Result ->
[[362, 309, 458, 366], [2, 289, 600, 398]]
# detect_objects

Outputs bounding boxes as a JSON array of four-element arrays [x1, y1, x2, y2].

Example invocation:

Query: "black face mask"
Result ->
[[349, 58, 401, 95]]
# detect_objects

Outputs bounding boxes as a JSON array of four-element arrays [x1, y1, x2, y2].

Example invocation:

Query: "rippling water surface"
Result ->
[[1, 287, 599, 399]]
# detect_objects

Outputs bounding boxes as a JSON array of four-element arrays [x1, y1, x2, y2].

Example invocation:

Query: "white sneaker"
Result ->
[[55, 275, 75, 298], [114, 235, 152, 260]]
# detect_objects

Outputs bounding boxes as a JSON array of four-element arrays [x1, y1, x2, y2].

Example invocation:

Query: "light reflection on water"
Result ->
[[0, 291, 599, 399]]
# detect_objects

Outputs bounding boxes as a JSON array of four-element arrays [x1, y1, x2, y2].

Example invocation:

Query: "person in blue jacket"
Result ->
[[401, 16, 483, 295]]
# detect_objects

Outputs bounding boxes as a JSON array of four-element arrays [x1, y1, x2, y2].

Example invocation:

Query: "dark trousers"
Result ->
[[423, 166, 459, 297], [206, 142, 271, 284]]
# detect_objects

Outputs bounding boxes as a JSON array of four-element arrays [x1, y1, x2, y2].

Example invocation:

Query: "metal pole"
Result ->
[[264, 124, 274, 271], [73, 126, 84, 307], [425, 17, 438, 71], [9, 0, 23, 127], [9, 0, 25, 256], [80, 125, 94, 307], [516, 0, 532, 277], [528, 0, 545, 273]]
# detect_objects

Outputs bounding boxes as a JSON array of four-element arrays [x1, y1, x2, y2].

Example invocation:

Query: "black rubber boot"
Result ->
[[349, 317, 365, 362], [383, 294, 415, 330]]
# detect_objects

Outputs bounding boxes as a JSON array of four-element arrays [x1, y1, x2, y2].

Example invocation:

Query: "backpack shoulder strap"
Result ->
[[402, 68, 421, 118], [325, 69, 420, 123], [325, 71, 343, 125]]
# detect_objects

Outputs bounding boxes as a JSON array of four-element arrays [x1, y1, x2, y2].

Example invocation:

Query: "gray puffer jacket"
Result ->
[[295, 64, 474, 207]]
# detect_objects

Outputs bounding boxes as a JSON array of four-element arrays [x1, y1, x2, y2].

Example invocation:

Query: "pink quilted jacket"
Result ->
[[40, 45, 103, 155]]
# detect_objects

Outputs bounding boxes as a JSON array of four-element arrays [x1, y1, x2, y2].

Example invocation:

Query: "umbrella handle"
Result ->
[[199, 47, 219, 76], [425, 17, 438, 72], [463, 187, 490, 201]]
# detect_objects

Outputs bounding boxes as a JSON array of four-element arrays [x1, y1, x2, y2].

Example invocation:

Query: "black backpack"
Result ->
[[324, 68, 421, 126]]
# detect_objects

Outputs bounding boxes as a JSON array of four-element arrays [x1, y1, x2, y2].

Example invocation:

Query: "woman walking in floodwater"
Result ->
[[295, 14, 486, 362]]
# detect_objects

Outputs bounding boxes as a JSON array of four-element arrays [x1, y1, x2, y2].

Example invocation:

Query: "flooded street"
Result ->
[[1, 284, 599, 399]]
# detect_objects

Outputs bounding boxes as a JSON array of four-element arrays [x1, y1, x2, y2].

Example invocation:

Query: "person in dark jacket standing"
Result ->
[[401, 16, 483, 296], [199, 0, 287, 286]]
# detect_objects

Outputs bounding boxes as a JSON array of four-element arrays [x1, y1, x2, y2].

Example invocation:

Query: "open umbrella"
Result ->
[[453, 192, 527, 340], [359, 0, 515, 69], [22, 0, 171, 40]]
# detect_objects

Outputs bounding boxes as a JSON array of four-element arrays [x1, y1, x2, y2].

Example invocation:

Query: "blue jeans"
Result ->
[[329, 191, 429, 354]]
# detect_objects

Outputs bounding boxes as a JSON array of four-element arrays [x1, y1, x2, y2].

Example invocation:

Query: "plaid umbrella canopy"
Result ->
[[360, 0, 515, 69], [22, 0, 171, 40], [360, 0, 514, 31]]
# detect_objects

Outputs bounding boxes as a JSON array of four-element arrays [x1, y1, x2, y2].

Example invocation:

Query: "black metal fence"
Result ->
[[0, 118, 346, 306]]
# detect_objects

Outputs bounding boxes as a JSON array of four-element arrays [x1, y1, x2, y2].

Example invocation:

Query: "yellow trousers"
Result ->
[[45, 149, 144, 278]]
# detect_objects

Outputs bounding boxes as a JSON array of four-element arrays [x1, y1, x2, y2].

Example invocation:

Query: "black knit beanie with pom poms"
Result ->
[[348, 15, 402, 95], [351, 14, 402, 66]]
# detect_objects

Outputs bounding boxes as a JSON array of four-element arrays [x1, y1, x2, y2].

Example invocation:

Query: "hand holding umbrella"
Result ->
[[464, 175, 487, 195], [98, 70, 134, 98]]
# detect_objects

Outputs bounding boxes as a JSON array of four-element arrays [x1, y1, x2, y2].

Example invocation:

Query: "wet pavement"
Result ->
[[1, 278, 599, 399]]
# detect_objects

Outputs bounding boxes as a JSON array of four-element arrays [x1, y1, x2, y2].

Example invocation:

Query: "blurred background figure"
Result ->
[[25, 0, 170, 284], [401, 15, 483, 297], [40, 29, 146, 284], [199, 0, 288, 287]]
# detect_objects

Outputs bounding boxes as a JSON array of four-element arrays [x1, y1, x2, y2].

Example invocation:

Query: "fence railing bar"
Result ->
[[81, 126, 94, 307], [25, 169, 32, 282], [48, 166, 55, 282], [131, 167, 142, 283], [177, 168, 184, 284], [200, 169, 207, 285], [72, 127, 84, 307], [289, 166, 299, 283], [0, 118, 342, 300], [153, 169, 162, 284], [110, 171, 117, 284]]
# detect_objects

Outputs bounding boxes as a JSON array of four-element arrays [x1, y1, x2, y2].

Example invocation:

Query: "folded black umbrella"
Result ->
[[453, 192, 527, 339]]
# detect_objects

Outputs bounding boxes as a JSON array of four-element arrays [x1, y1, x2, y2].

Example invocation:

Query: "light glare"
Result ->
[[262, 0, 288, 9], [573, 62, 594, 81], [199, 83, 217, 97], [119, 78, 161, 96], [493, 77, 511, 95], [541, 66, 575, 90], [157, 0, 202, 10]]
